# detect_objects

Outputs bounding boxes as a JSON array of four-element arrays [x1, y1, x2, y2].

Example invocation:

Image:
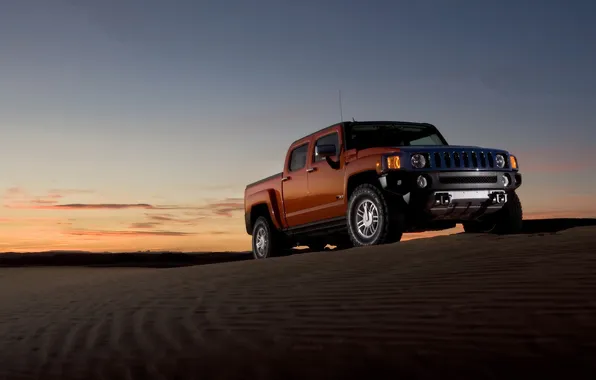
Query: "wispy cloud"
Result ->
[[129, 222, 161, 229], [4, 202, 157, 210], [64, 229, 196, 237], [2, 187, 96, 209], [3, 202, 204, 211], [145, 213, 206, 224], [47, 189, 94, 195], [3, 189, 245, 218], [0, 217, 64, 224], [197, 197, 244, 217], [55, 203, 156, 209], [4, 187, 26, 197]]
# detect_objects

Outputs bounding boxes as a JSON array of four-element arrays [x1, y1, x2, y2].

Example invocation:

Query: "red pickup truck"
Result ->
[[244, 121, 523, 259]]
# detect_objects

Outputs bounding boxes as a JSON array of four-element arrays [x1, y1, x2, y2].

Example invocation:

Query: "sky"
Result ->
[[1, 0, 595, 252]]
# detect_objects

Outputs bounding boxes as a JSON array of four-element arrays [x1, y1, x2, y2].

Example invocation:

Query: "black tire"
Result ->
[[493, 191, 523, 234], [251, 216, 284, 259], [463, 191, 523, 234], [346, 183, 403, 247]]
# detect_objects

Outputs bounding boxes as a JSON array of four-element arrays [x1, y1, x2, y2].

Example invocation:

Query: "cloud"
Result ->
[[30, 198, 61, 205], [145, 213, 207, 224], [3, 202, 203, 211], [4, 202, 157, 210], [198, 197, 244, 217], [3, 188, 244, 220], [64, 229, 196, 237], [55, 203, 156, 209], [4, 187, 26, 197], [0, 217, 63, 223], [129, 222, 161, 229], [47, 189, 94, 195], [2, 187, 95, 209]]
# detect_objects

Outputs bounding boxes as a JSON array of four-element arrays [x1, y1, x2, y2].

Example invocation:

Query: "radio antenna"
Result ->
[[338, 89, 344, 124]]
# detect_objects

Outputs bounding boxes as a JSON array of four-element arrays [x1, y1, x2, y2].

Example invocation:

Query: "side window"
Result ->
[[313, 132, 339, 162], [288, 144, 308, 172]]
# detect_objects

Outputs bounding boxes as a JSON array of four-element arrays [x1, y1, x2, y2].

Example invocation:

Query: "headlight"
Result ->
[[495, 154, 505, 168], [411, 153, 426, 169], [510, 155, 518, 169]]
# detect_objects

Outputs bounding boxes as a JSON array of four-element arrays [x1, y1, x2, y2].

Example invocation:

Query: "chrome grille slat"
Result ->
[[463, 152, 470, 168], [434, 152, 441, 168]]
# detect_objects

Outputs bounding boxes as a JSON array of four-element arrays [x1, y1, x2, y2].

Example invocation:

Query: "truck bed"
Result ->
[[245, 172, 282, 189], [244, 172, 285, 234]]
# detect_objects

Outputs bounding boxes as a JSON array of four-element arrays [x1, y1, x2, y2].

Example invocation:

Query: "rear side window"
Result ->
[[288, 144, 308, 172], [313, 132, 339, 162]]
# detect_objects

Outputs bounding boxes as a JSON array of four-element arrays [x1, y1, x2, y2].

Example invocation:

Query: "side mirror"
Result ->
[[315, 144, 336, 158]]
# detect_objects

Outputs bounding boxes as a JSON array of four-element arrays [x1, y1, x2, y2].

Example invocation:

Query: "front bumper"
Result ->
[[379, 170, 522, 221]]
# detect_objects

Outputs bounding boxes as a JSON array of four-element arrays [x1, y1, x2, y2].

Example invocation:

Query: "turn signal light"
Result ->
[[386, 156, 400, 170], [510, 155, 518, 169]]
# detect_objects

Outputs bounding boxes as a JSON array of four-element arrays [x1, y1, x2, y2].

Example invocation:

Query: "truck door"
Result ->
[[281, 140, 311, 227], [304, 128, 346, 222]]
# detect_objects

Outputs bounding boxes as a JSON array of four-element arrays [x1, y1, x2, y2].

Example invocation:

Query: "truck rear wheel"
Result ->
[[252, 216, 284, 259], [346, 184, 403, 247]]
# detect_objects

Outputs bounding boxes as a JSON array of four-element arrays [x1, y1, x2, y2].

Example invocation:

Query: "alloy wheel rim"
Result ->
[[355, 199, 379, 239], [255, 227, 268, 257]]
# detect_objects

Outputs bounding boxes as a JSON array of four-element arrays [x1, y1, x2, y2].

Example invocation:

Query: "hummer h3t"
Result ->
[[244, 121, 522, 259]]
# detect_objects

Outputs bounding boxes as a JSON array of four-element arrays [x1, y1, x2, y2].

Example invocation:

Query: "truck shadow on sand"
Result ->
[[518, 218, 596, 234], [1, 218, 594, 268]]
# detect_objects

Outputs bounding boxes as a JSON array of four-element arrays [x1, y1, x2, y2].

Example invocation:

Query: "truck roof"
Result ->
[[290, 120, 436, 146]]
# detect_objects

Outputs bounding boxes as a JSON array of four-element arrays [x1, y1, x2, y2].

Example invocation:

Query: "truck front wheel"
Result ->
[[463, 191, 523, 234], [252, 216, 284, 259], [346, 184, 403, 247]]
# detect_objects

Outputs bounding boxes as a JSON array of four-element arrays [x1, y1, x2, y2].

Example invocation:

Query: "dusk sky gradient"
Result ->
[[1, 0, 595, 252]]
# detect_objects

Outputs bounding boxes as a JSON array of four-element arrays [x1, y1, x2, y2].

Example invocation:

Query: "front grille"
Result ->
[[428, 150, 508, 169], [439, 175, 498, 184]]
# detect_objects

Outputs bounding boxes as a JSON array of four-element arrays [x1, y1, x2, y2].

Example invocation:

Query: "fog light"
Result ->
[[417, 175, 428, 188], [501, 174, 510, 186]]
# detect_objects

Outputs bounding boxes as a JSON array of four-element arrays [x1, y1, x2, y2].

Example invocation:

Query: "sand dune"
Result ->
[[1, 224, 596, 379]]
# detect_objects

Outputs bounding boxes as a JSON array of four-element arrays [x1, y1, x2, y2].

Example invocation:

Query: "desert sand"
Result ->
[[1, 223, 596, 379]]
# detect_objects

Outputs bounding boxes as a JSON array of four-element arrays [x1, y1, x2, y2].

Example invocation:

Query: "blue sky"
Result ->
[[0, 0, 595, 251]]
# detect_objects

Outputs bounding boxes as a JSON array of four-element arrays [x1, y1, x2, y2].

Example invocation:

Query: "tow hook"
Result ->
[[491, 191, 507, 204], [434, 192, 451, 206]]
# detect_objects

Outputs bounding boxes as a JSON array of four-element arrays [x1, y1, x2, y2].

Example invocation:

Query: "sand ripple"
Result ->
[[1, 228, 596, 379]]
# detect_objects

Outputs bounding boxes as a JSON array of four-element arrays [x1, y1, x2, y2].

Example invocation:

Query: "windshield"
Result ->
[[344, 123, 447, 150]]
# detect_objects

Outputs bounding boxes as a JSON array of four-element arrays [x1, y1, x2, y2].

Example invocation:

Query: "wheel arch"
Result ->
[[245, 188, 284, 234], [248, 203, 273, 235], [345, 170, 381, 200]]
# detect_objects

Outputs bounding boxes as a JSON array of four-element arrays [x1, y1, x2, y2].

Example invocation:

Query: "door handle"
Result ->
[[282, 176, 291, 182], [306, 168, 316, 173]]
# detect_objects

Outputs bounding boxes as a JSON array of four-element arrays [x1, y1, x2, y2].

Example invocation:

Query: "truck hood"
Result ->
[[397, 145, 503, 152]]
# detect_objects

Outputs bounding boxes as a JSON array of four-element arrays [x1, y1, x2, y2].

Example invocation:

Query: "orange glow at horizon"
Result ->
[[1, 186, 595, 253]]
